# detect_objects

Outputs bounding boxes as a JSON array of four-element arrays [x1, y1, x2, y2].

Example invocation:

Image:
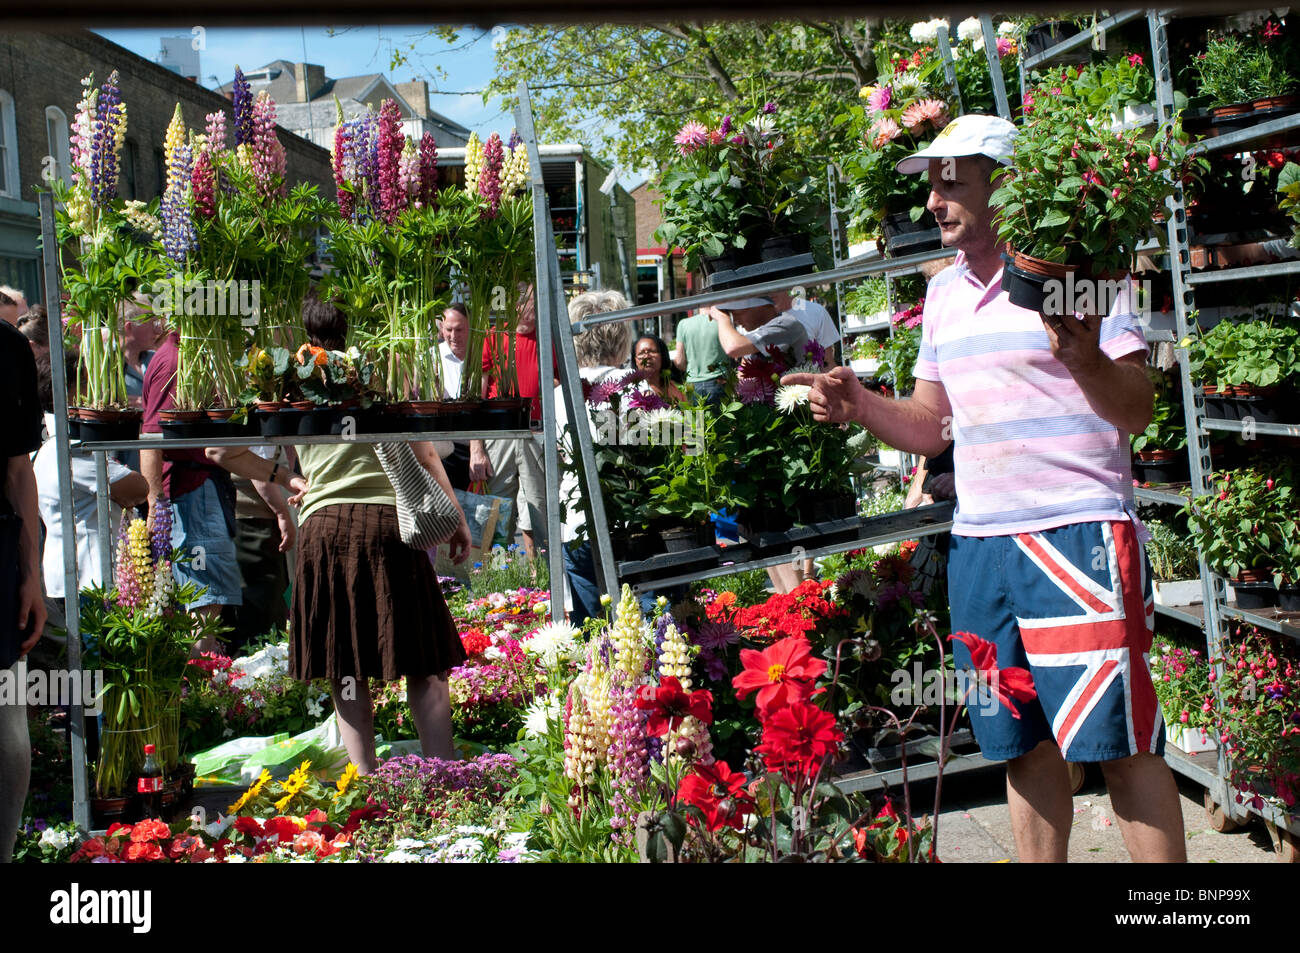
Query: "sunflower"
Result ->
[[335, 762, 359, 797], [226, 768, 272, 815]]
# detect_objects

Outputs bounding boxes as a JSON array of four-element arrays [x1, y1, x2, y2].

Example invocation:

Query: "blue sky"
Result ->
[[95, 25, 512, 137]]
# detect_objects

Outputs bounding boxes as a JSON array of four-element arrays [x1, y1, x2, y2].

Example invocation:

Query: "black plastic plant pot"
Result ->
[[78, 418, 141, 443], [702, 250, 741, 276], [736, 507, 794, 539], [1280, 585, 1300, 612], [1023, 21, 1088, 62], [1231, 394, 1286, 424], [795, 492, 858, 525], [759, 234, 811, 261], [882, 211, 942, 256], [660, 522, 715, 553], [1232, 580, 1280, 610], [297, 408, 336, 436], [1002, 258, 1053, 314], [1202, 393, 1236, 422], [65, 416, 82, 440], [256, 409, 302, 437], [1133, 456, 1189, 485], [159, 419, 205, 439], [611, 530, 664, 563]]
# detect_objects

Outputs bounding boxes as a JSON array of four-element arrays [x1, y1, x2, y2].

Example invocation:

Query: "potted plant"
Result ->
[[843, 278, 890, 327], [991, 63, 1199, 313], [948, 18, 1023, 117], [646, 395, 737, 556], [877, 301, 923, 396], [51, 70, 165, 441], [1211, 626, 1300, 811], [81, 502, 226, 811], [1187, 20, 1300, 115], [1182, 316, 1299, 421], [293, 343, 380, 435], [655, 102, 825, 273], [1144, 521, 1202, 607], [1149, 642, 1216, 754], [849, 336, 883, 376], [1131, 370, 1188, 483], [837, 63, 953, 255], [239, 344, 301, 435], [1182, 467, 1290, 608]]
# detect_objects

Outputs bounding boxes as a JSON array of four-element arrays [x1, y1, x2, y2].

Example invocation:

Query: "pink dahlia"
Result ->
[[869, 117, 903, 149], [866, 85, 892, 114], [674, 121, 710, 156], [901, 99, 950, 132]]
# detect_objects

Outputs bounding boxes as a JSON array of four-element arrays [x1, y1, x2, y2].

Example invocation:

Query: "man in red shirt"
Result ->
[[469, 285, 556, 559]]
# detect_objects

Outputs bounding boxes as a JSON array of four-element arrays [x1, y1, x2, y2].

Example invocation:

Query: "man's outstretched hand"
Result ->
[[781, 366, 866, 424]]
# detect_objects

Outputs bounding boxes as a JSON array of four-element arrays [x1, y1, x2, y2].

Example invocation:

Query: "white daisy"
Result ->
[[891, 73, 925, 102], [523, 696, 562, 738], [775, 383, 811, 414], [524, 620, 581, 666]]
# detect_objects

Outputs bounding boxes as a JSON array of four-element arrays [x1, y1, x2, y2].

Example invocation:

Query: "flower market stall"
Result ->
[[21, 11, 1300, 867]]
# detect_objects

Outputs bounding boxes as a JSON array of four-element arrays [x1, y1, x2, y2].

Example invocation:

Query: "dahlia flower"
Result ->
[[775, 383, 811, 414], [674, 120, 709, 156], [957, 17, 982, 42], [866, 85, 893, 114], [870, 117, 903, 149], [901, 99, 949, 132]]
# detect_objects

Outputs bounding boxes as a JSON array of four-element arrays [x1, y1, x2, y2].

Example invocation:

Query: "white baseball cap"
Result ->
[[895, 114, 1018, 175]]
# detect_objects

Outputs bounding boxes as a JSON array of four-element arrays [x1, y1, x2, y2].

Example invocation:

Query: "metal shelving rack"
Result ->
[[40, 86, 559, 833], [1147, 10, 1299, 841], [1006, 11, 1300, 847]]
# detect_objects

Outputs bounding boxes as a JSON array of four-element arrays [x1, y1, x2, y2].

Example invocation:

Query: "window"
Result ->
[[122, 139, 138, 200], [45, 105, 71, 187], [0, 90, 18, 198]]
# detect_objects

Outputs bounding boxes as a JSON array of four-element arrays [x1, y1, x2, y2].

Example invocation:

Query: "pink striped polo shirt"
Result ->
[[912, 251, 1148, 537]]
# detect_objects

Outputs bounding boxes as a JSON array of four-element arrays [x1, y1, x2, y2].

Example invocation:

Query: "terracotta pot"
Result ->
[[288, 400, 315, 412], [1252, 94, 1300, 111], [204, 407, 236, 421], [159, 409, 205, 422], [1235, 568, 1275, 584], [1211, 102, 1253, 118], [254, 400, 289, 412], [80, 407, 139, 422], [403, 400, 442, 414], [1137, 449, 1176, 462]]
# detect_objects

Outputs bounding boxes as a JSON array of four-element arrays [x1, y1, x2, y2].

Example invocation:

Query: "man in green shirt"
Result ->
[[672, 309, 732, 405]]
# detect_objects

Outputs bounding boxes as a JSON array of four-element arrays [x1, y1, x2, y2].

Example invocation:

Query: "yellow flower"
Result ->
[[335, 762, 359, 797], [227, 768, 272, 815]]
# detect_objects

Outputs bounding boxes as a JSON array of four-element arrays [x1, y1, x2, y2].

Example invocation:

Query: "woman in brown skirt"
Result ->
[[209, 292, 471, 773]]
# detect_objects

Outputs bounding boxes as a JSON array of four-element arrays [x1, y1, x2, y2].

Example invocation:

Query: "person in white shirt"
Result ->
[[436, 303, 472, 489], [437, 302, 470, 401], [32, 351, 148, 605]]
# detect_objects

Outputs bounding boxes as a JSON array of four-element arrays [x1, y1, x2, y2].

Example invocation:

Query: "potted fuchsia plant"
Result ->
[[991, 60, 1200, 314]]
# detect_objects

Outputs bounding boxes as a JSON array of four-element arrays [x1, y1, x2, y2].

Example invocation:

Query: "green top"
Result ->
[[296, 442, 396, 523], [676, 312, 731, 383]]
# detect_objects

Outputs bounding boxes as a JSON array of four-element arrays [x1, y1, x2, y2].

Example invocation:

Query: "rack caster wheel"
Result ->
[[1204, 788, 1240, 833], [1067, 761, 1086, 795], [1266, 821, 1300, 863]]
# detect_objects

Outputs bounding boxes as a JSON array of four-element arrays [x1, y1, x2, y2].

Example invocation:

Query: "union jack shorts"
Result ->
[[947, 519, 1166, 763]]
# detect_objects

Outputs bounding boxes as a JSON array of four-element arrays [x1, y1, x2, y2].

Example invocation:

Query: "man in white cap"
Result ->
[[785, 114, 1182, 862]]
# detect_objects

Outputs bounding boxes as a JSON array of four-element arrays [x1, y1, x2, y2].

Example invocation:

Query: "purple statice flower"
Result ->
[[231, 67, 253, 146], [804, 338, 826, 367], [763, 101, 778, 114], [89, 71, 124, 207], [150, 498, 173, 564], [375, 99, 406, 223], [418, 132, 439, 208], [478, 131, 504, 218], [628, 387, 669, 412]]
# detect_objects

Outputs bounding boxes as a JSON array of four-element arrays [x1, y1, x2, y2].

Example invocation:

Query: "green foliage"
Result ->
[[1131, 368, 1186, 454], [1188, 27, 1300, 108], [878, 324, 920, 394], [1181, 314, 1300, 389], [1144, 520, 1199, 582], [990, 61, 1201, 272], [1182, 466, 1296, 584], [844, 278, 889, 317]]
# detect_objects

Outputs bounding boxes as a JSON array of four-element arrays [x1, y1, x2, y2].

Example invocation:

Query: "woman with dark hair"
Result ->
[[631, 334, 686, 404], [210, 289, 472, 773]]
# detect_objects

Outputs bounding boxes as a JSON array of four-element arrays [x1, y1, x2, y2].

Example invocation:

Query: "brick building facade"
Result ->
[[0, 29, 333, 302]]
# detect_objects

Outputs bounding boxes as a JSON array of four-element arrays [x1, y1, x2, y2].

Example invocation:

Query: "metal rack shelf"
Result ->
[[74, 428, 535, 452], [620, 502, 955, 594], [1133, 484, 1191, 506], [1219, 603, 1300, 643], [1162, 744, 1220, 790], [1201, 418, 1300, 438], [1187, 111, 1300, 156], [1186, 258, 1300, 285], [1153, 601, 1204, 628], [1021, 10, 1146, 70]]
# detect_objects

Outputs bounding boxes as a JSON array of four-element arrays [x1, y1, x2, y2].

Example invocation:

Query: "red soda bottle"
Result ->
[[138, 743, 164, 819]]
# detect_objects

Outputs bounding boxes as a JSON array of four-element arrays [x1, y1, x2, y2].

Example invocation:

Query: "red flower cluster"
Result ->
[[728, 579, 845, 642], [460, 628, 492, 655]]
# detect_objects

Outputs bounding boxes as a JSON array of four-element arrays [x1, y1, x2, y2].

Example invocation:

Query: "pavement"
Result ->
[[927, 763, 1284, 863]]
